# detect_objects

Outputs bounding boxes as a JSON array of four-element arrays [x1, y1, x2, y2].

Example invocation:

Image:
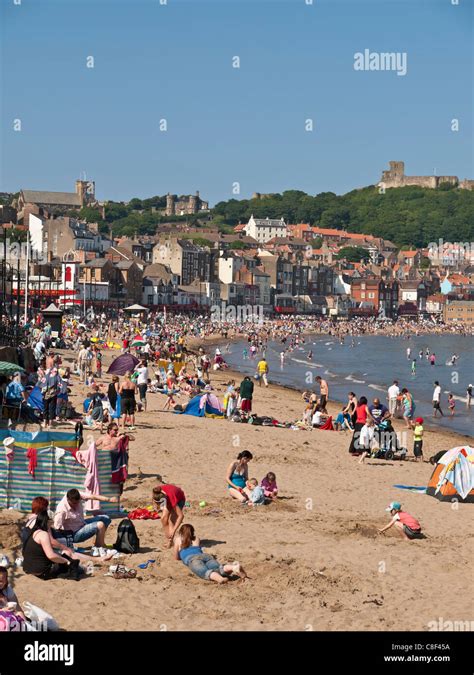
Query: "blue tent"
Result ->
[[177, 394, 223, 418]]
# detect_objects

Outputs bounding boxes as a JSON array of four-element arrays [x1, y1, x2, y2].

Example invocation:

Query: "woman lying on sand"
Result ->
[[174, 524, 247, 584], [226, 450, 253, 503]]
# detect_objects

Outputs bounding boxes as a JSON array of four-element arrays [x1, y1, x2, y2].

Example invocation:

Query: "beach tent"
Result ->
[[426, 446, 474, 503], [107, 353, 140, 376], [178, 394, 224, 418], [0, 429, 119, 513], [124, 304, 149, 313]]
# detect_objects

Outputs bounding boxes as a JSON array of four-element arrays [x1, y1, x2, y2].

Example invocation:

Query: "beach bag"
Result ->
[[43, 384, 57, 400], [23, 602, 59, 631], [114, 518, 140, 554]]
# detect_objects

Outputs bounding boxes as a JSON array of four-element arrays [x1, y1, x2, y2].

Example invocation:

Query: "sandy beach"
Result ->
[[1, 347, 473, 632]]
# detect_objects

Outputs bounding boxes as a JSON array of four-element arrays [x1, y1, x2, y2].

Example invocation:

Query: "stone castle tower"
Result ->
[[75, 179, 96, 206], [164, 191, 209, 216], [378, 161, 472, 190]]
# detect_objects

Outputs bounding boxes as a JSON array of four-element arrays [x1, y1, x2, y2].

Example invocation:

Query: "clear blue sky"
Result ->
[[1, 0, 472, 205]]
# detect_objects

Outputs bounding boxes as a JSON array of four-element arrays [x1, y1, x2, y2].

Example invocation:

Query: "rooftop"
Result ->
[[22, 190, 81, 207]]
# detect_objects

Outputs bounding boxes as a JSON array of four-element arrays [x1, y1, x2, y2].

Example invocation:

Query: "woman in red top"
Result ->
[[152, 479, 186, 547], [348, 396, 371, 454]]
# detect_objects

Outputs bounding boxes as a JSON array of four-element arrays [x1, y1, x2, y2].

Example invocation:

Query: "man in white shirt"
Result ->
[[387, 380, 400, 417], [432, 381, 444, 418], [135, 360, 149, 411], [77, 346, 92, 383], [34, 340, 46, 362]]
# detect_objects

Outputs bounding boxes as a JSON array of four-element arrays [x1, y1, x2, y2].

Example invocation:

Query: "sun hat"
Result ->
[[415, 417, 424, 424], [3, 437, 16, 448], [385, 501, 401, 512]]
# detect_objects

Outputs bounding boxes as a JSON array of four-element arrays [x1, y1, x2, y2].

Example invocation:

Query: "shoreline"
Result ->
[[189, 335, 473, 444]]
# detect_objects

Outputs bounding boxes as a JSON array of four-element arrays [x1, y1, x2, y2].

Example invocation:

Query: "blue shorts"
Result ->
[[72, 516, 111, 543], [186, 553, 227, 581]]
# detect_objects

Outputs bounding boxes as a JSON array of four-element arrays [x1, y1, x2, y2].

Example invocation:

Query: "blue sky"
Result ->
[[1, 0, 472, 205]]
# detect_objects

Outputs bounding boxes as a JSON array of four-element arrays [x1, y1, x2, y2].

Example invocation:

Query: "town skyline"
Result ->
[[1, 0, 472, 205]]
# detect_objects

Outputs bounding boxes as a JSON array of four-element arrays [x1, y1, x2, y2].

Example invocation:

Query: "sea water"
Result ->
[[224, 334, 474, 438]]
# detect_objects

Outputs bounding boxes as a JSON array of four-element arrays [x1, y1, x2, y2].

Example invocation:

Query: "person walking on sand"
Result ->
[[174, 524, 247, 584], [316, 376, 329, 414], [432, 381, 444, 418], [256, 357, 269, 387], [400, 388, 415, 429], [119, 371, 137, 431], [387, 380, 400, 418], [378, 502, 423, 541]]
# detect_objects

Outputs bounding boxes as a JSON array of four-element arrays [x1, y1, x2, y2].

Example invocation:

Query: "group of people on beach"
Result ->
[[3, 306, 472, 632]]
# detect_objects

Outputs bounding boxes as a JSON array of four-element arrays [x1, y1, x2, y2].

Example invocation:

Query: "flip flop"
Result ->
[[137, 559, 156, 569], [110, 565, 137, 579]]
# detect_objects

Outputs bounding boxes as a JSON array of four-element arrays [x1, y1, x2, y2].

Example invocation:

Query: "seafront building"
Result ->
[[1, 179, 473, 319]]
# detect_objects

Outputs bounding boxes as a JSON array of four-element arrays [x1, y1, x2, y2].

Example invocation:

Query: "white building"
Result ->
[[244, 216, 287, 244]]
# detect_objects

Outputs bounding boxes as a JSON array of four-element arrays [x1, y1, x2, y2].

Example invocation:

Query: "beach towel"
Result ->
[[319, 416, 334, 431], [393, 484, 427, 494], [26, 447, 37, 478], [111, 435, 129, 485], [128, 508, 160, 520], [75, 440, 101, 511], [110, 393, 121, 420]]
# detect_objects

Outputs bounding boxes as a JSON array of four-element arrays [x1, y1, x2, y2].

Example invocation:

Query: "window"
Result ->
[[361, 292, 366, 298], [368, 292, 375, 299]]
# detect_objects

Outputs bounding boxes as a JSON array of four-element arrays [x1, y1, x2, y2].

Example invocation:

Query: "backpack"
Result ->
[[113, 518, 140, 554]]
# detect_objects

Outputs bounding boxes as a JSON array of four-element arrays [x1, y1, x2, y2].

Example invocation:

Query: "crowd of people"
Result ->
[[1, 307, 471, 631]]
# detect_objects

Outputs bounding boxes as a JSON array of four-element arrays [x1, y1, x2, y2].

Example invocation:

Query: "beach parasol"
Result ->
[[124, 304, 149, 313], [0, 362, 25, 376], [131, 335, 146, 348]]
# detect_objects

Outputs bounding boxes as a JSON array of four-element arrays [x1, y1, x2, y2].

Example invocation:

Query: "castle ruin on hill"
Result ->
[[379, 161, 474, 190]]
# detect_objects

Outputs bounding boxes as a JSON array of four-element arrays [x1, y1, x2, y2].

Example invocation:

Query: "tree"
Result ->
[[229, 240, 247, 250], [78, 206, 102, 223]]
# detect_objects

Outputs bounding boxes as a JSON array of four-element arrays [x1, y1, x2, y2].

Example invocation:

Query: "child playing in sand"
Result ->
[[378, 502, 422, 540], [261, 472, 278, 500], [448, 394, 455, 416], [244, 478, 265, 506], [413, 417, 424, 462]]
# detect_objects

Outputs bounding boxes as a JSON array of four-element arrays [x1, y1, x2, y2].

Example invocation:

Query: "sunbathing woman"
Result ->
[[174, 524, 247, 584]]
